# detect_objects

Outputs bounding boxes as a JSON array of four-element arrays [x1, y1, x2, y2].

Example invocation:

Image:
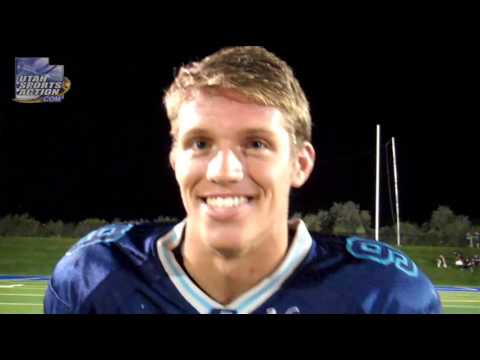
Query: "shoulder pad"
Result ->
[[67, 224, 134, 255], [345, 236, 418, 278]]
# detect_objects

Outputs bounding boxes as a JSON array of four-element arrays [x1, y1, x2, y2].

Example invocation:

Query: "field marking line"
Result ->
[[6, 288, 47, 291], [440, 293, 480, 296], [0, 293, 44, 297], [0, 285, 47, 290], [0, 302, 43, 306]]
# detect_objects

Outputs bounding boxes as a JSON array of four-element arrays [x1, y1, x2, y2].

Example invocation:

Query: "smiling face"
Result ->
[[170, 89, 315, 259]]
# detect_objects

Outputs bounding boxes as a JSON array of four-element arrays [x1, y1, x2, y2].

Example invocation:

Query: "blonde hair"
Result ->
[[163, 46, 312, 148]]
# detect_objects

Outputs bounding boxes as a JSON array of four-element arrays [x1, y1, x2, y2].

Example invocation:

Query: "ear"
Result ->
[[169, 147, 176, 171], [291, 141, 315, 188]]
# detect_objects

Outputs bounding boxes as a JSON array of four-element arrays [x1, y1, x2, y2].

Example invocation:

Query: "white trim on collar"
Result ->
[[156, 219, 312, 314]]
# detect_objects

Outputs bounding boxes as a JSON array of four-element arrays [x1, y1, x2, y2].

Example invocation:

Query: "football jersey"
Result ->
[[44, 219, 442, 314]]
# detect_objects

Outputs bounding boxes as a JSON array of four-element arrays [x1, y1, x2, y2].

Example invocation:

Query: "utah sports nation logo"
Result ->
[[14, 57, 71, 103]]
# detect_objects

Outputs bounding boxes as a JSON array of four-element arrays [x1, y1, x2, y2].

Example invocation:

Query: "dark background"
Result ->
[[0, 28, 477, 226]]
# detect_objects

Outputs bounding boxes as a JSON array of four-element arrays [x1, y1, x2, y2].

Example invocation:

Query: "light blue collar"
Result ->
[[156, 219, 312, 314]]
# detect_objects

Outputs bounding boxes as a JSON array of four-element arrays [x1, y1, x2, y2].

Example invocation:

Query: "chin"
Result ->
[[207, 237, 248, 259]]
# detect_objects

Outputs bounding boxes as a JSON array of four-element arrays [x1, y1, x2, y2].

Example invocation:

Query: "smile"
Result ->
[[200, 196, 254, 208], [198, 195, 256, 220]]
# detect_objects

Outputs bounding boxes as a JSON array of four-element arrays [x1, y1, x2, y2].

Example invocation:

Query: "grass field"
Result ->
[[399, 245, 480, 286], [0, 280, 47, 314], [1, 236, 479, 314], [0, 279, 479, 314], [0, 236, 76, 275], [437, 288, 480, 314]]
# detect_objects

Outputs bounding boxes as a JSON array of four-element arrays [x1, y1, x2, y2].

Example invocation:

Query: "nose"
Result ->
[[207, 148, 244, 184]]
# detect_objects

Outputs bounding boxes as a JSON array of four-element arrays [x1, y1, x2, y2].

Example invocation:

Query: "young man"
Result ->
[[44, 47, 442, 314]]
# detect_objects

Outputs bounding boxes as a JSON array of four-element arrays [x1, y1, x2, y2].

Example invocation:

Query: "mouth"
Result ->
[[198, 195, 256, 221], [199, 195, 255, 208]]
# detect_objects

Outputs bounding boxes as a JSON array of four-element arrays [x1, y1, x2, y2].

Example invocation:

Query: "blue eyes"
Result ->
[[190, 139, 268, 152], [192, 140, 209, 151], [250, 140, 267, 149]]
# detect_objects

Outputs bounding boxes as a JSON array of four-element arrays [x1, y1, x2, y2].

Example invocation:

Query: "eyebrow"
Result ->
[[180, 128, 210, 139], [181, 127, 276, 139]]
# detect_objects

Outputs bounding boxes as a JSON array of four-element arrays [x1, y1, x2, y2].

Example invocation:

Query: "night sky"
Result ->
[[1, 32, 477, 226]]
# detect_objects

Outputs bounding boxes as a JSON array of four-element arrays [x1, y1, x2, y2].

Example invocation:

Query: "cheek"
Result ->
[[174, 156, 205, 191], [248, 158, 293, 194]]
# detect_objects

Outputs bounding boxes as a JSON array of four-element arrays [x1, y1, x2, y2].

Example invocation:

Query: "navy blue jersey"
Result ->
[[44, 220, 442, 314]]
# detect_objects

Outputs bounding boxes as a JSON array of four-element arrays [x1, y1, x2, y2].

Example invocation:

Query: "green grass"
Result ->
[[0, 236, 76, 275], [0, 280, 478, 314], [399, 245, 480, 286], [439, 291, 480, 314], [1, 236, 479, 314], [2, 236, 479, 286], [0, 280, 47, 314]]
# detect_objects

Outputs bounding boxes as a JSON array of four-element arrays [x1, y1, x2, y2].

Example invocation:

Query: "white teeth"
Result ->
[[205, 196, 248, 208]]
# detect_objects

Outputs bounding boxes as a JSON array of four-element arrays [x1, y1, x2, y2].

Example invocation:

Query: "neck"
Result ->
[[181, 222, 290, 305]]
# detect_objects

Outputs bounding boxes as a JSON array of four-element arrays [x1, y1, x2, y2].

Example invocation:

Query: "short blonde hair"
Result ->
[[163, 46, 312, 148]]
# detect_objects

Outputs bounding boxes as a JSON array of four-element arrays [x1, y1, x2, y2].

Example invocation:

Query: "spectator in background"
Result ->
[[436, 254, 447, 269], [454, 252, 464, 268], [472, 254, 480, 267]]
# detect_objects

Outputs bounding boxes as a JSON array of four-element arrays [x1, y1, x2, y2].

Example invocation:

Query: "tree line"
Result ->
[[0, 215, 178, 239], [295, 203, 477, 247], [0, 203, 477, 247]]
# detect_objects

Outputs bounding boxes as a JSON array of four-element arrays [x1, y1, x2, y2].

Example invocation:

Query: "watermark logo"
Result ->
[[14, 57, 71, 103]]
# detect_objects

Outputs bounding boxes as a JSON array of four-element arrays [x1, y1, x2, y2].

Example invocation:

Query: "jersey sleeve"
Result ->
[[43, 224, 134, 314], [383, 266, 443, 314], [44, 279, 74, 314], [345, 236, 443, 314]]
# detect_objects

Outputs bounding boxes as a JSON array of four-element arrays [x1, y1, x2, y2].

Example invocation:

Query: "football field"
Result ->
[[0, 277, 48, 314], [0, 276, 479, 314]]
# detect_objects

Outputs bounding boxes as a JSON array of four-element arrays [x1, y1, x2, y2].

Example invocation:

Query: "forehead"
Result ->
[[176, 89, 288, 137]]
